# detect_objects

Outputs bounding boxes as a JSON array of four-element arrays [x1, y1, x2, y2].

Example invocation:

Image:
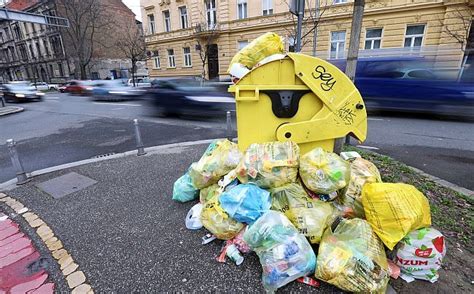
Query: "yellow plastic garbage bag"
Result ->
[[199, 183, 219, 204], [200, 193, 244, 240], [362, 183, 432, 250], [236, 141, 299, 189], [189, 139, 242, 189], [315, 218, 390, 293], [337, 158, 382, 218], [270, 183, 337, 244], [227, 32, 284, 73], [300, 147, 350, 194]]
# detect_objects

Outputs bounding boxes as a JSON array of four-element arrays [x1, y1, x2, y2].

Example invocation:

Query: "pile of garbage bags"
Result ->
[[173, 139, 445, 291]]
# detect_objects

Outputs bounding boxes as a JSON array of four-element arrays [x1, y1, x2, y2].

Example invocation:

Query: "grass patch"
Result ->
[[343, 145, 473, 250]]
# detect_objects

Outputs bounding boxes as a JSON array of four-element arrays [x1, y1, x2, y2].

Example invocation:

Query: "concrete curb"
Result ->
[[0, 138, 215, 191], [359, 148, 474, 200], [407, 165, 473, 199], [1, 138, 473, 200], [0, 106, 24, 116]]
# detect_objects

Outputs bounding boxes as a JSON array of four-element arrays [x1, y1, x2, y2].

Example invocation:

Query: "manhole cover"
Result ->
[[36, 172, 97, 199]]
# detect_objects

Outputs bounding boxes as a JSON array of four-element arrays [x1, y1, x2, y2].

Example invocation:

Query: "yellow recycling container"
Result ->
[[228, 53, 367, 154]]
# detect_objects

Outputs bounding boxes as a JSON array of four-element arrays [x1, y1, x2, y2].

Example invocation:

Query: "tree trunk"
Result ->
[[342, 0, 365, 148], [132, 61, 137, 87], [80, 64, 87, 80]]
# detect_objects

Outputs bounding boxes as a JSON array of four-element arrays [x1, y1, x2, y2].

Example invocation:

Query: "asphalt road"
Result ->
[[0, 93, 229, 183], [0, 92, 473, 190]]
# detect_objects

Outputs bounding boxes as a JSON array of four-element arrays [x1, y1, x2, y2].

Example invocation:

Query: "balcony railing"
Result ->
[[193, 22, 220, 35]]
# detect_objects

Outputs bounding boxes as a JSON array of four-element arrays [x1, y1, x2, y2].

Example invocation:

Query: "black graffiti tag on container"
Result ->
[[311, 65, 336, 91]]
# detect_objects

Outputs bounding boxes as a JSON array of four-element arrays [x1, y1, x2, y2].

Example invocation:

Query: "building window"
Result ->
[[206, 0, 217, 29], [330, 31, 345, 59], [183, 47, 192, 67], [237, 0, 247, 19], [238, 40, 248, 50], [9, 46, 16, 61], [365, 28, 382, 50], [179, 6, 188, 29], [44, 39, 50, 56], [49, 64, 54, 77], [36, 42, 41, 57], [263, 0, 273, 16], [13, 25, 22, 39], [19, 45, 27, 60], [404, 24, 425, 48], [58, 62, 64, 76], [333, 0, 348, 3], [29, 44, 35, 59], [153, 56, 160, 69], [4, 28, 10, 40], [31, 23, 36, 33], [23, 23, 29, 34], [167, 49, 175, 68], [163, 10, 171, 32], [147, 14, 155, 34]]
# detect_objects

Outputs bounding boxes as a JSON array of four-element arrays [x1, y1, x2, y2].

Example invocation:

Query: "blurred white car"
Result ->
[[30, 82, 59, 91], [30, 82, 49, 91], [127, 78, 151, 88]]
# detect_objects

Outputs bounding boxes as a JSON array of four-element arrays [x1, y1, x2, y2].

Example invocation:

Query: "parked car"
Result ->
[[329, 57, 474, 119], [128, 78, 151, 88], [58, 82, 69, 93], [64, 80, 95, 95], [30, 82, 49, 91], [147, 78, 235, 117], [1, 82, 44, 102], [91, 80, 144, 101]]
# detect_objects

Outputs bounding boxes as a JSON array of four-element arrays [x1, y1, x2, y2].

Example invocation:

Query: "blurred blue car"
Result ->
[[330, 57, 474, 119], [90, 80, 144, 101]]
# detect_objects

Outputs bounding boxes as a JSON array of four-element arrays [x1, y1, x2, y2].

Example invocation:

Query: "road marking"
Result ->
[[356, 145, 380, 150], [368, 118, 384, 121], [112, 108, 124, 110], [93, 102, 141, 107], [47, 97, 59, 99]]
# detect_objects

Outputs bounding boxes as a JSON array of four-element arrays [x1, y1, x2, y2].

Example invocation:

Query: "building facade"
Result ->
[[0, 0, 69, 83], [0, 0, 144, 83], [141, 0, 473, 80]]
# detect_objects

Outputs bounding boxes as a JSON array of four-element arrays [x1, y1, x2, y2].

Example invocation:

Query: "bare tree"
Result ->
[[283, 0, 331, 54], [56, 0, 110, 80], [193, 22, 219, 83], [440, 6, 473, 80], [115, 22, 147, 87]]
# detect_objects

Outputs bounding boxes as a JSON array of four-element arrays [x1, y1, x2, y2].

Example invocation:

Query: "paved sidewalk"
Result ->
[[2, 143, 326, 292], [0, 106, 24, 116], [0, 142, 467, 292]]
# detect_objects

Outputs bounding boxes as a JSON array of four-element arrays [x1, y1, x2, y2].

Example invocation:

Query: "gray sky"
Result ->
[[123, 0, 142, 21]]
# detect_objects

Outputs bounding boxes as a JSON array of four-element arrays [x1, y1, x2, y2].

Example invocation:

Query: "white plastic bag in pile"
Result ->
[[395, 227, 446, 283]]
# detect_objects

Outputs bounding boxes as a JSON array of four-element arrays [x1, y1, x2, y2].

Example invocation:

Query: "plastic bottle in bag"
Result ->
[[299, 147, 350, 194], [244, 211, 316, 292], [315, 218, 390, 293]]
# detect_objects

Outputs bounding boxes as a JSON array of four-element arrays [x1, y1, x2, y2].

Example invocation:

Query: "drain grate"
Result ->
[[91, 152, 116, 159]]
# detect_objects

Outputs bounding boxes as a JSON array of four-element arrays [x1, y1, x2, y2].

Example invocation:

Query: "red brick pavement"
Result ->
[[0, 217, 55, 293]]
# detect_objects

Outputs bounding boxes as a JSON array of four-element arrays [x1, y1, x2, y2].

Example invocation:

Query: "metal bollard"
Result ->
[[6, 139, 29, 185], [226, 111, 232, 140], [133, 119, 146, 156]]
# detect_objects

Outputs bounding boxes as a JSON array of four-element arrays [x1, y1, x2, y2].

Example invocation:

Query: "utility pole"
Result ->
[[344, 0, 365, 145], [312, 0, 320, 56], [290, 0, 305, 52]]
